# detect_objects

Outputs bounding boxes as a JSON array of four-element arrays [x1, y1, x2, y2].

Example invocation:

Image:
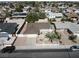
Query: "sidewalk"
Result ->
[[15, 45, 72, 50]]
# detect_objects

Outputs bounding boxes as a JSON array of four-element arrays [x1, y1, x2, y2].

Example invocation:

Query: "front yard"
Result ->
[[36, 30, 79, 45]]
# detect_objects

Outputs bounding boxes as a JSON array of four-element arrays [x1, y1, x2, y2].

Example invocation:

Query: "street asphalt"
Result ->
[[0, 49, 79, 58]]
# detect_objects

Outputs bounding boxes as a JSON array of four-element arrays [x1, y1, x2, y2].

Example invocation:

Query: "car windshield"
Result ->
[[76, 46, 79, 48]]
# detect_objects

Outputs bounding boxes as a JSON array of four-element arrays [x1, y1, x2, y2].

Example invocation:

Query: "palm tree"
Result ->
[[15, 3, 24, 12], [68, 34, 77, 43], [51, 22, 57, 34]]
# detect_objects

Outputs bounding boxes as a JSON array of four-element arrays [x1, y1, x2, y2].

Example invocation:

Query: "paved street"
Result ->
[[0, 49, 79, 58]]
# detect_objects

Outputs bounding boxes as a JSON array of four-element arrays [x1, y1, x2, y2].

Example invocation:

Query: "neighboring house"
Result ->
[[51, 7, 59, 13], [63, 7, 76, 15], [63, 7, 79, 21], [75, 9, 79, 14], [12, 11, 27, 19], [52, 22, 79, 36], [39, 8, 45, 13], [23, 6, 31, 12], [45, 7, 52, 13], [65, 7, 76, 13], [58, 6, 67, 10], [0, 14, 5, 22], [46, 12, 63, 21], [0, 23, 18, 34], [8, 8, 15, 13], [65, 12, 78, 21]]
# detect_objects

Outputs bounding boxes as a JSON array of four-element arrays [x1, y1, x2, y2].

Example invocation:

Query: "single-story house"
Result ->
[[65, 7, 76, 13], [12, 11, 28, 19], [65, 12, 78, 21], [0, 14, 5, 22], [39, 8, 45, 13], [52, 22, 79, 36], [23, 6, 31, 12], [46, 12, 63, 21], [75, 9, 79, 14], [51, 7, 59, 13], [45, 8, 52, 13], [0, 23, 18, 34]]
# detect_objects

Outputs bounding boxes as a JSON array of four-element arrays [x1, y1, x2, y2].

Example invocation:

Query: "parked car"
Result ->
[[1, 45, 15, 53], [70, 45, 79, 51]]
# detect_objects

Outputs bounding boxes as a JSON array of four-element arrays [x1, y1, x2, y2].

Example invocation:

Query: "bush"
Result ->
[[45, 32, 61, 42], [69, 35, 77, 40], [15, 4, 24, 12]]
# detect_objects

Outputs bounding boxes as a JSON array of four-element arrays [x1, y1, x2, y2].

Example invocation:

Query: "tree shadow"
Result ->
[[72, 40, 77, 43]]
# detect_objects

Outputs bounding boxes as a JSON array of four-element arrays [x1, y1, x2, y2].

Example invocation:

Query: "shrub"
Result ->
[[45, 32, 61, 42], [69, 35, 77, 40]]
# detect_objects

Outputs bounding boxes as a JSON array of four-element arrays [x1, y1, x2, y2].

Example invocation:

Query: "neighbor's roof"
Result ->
[[12, 11, 27, 18], [46, 12, 63, 19], [0, 23, 18, 34], [53, 22, 79, 33], [0, 14, 5, 18], [66, 12, 78, 18]]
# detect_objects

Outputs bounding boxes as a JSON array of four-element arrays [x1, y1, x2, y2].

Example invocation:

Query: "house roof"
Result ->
[[46, 12, 63, 19], [0, 23, 18, 34], [53, 22, 79, 33], [66, 12, 78, 18], [66, 7, 77, 12], [12, 12, 27, 18], [0, 14, 5, 22], [0, 14, 5, 18]]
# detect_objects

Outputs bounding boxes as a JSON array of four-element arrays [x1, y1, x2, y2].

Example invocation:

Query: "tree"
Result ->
[[69, 3, 73, 7], [15, 4, 24, 12], [3, 8, 12, 17], [9, 3, 14, 8], [34, 2, 40, 12], [51, 23, 57, 33], [68, 34, 77, 42], [26, 12, 39, 23], [43, 2, 47, 7], [38, 12, 46, 19]]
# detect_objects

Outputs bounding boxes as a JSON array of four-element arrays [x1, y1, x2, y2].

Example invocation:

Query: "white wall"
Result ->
[[55, 18, 62, 21], [74, 33, 79, 37], [40, 29, 53, 34]]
